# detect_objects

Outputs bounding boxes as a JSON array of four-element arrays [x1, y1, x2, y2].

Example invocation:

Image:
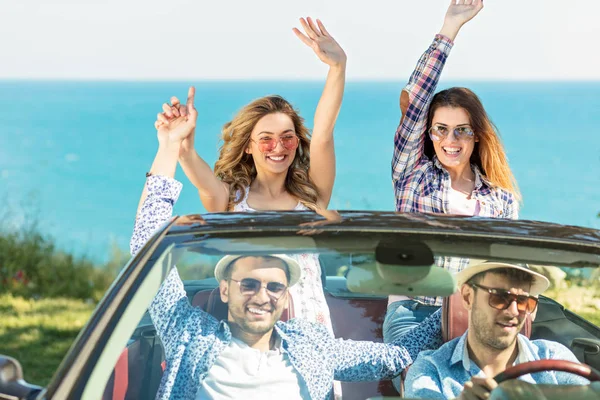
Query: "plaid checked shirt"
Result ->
[[392, 35, 519, 306]]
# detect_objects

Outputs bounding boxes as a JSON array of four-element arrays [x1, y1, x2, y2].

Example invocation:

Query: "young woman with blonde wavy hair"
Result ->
[[155, 17, 345, 217], [384, 0, 521, 391], [137, 20, 345, 395], [213, 94, 321, 211]]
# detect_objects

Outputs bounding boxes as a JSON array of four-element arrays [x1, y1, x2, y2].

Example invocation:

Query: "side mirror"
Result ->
[[0, 355, 43, 400]]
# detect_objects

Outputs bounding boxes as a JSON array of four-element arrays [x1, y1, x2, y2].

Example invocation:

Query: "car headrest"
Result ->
[[441, 291, 531, 342], [192, 288, 295, 322]]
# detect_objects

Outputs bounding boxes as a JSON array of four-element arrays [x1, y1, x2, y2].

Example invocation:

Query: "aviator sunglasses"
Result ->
[[230, 278, 288, 300], [251, 134, 299, 153], [429, 124, 475, 142], [470, 283, 539, 314]]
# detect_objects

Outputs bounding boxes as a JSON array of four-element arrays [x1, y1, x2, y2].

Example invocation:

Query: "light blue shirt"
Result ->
[[405, 331, 589, 399]]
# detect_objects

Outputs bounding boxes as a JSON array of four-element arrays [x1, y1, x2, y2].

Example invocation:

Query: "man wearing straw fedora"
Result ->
[[405, 262, 589, 399]]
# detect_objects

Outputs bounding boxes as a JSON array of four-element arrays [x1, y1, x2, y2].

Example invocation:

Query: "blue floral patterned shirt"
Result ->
[[405, 331, 589, 399], [130, 175, 443, 400]]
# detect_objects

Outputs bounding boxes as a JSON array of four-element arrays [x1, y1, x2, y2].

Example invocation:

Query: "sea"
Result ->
[[0, 80, 599, 263]]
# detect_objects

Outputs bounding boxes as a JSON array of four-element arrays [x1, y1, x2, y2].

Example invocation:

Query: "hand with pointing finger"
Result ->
[[155, 86, 198, 157]]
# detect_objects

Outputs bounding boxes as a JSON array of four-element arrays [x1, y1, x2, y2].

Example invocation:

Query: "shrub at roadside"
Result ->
[[0, 227, 129, 386], [0, 229, 119, 302]]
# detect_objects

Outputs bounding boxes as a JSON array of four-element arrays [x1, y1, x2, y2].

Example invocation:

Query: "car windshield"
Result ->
[[95, 226, 600, 400]]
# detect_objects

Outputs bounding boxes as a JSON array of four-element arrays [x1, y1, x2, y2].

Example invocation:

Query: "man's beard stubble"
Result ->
[[471, 296, 523, 351]]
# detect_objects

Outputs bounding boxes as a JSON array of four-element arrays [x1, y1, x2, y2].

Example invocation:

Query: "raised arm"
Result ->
[[156, 88, 230, 212], [132, 177, 218, 360], [132, 89, 197, 254], [392, 0, 483, 185], [130, 176, 182, 256], [294, 17, 346, 208], [131, 97, 219, 357]]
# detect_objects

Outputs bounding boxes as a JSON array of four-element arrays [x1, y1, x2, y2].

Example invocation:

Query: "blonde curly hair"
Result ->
[[214, 95, 320, 211]]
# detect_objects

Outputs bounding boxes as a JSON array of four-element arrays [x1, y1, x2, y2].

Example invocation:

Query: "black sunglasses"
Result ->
[[471, 283, 538, 314], [230, 278, 288, 300]]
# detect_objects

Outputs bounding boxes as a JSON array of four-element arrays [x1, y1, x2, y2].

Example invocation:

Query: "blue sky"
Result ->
[[2, 0, 598, 80]]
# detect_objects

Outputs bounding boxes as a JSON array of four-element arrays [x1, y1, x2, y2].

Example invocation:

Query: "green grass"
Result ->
[[0, 293, 95, 386]]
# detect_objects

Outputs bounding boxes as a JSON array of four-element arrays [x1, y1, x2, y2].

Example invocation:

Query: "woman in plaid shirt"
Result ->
[[384, 0, 521, 391]]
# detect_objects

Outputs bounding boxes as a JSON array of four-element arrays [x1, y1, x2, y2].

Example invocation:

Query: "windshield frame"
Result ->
[[40, 211, 600, 398]]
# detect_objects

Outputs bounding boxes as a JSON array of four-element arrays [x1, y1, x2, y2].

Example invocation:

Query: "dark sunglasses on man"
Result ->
[[230, 278, 288, 301], [470, 283, 539, 314]]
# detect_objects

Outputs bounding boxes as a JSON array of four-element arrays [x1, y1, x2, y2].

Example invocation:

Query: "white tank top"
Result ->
[[232, 187, 308, 212]]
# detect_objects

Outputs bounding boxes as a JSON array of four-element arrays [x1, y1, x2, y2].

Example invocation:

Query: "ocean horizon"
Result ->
[[1, 80, 599, 263]]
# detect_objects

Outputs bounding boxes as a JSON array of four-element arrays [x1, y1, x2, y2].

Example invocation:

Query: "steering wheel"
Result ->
[[494, 360, 600, 384]]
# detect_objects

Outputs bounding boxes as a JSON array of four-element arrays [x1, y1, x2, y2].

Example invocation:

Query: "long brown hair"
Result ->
[[214, 95, 319, 210], [425, 87, 521, 200]]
